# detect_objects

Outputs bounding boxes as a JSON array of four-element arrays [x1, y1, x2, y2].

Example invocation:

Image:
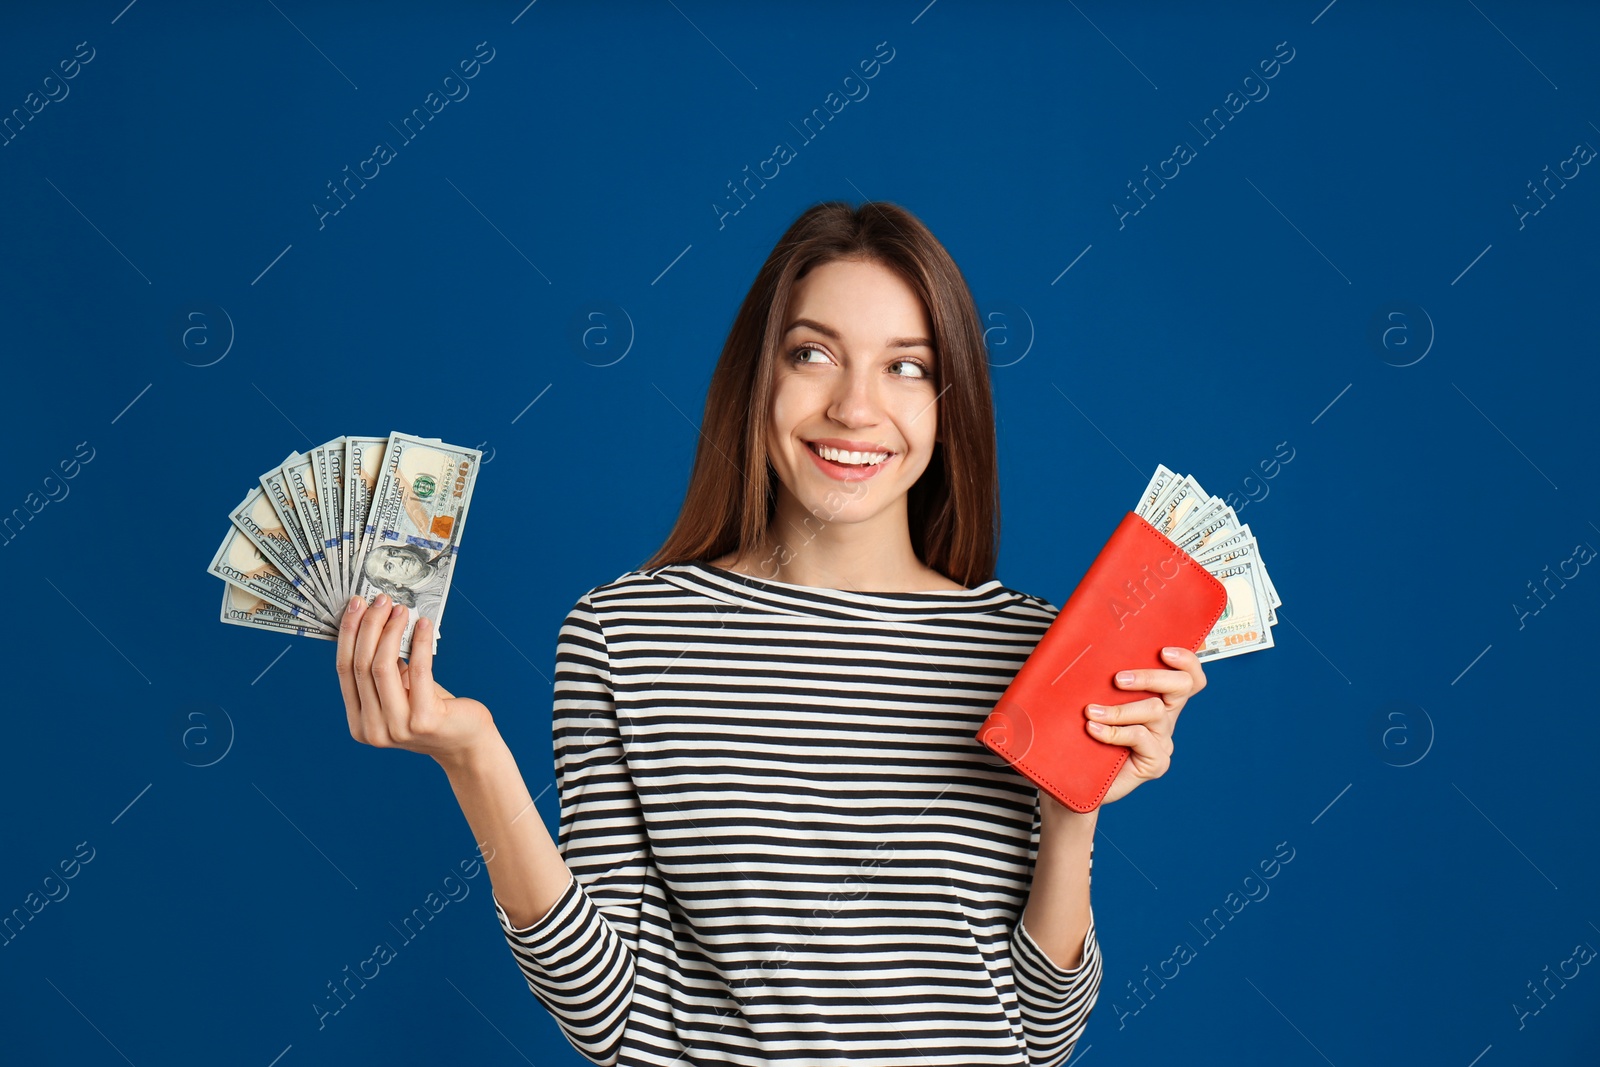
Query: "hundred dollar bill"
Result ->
[[1231, 524, 1279, 609], [1134, 464, 1179, 521], [1196, 524, 1280, 612], [342, 436, 388, 600], [328, 440, 348, 600], [1192, 528, 1261, 567], [1196, 555, 1275, 661], [258, 455, 335, 611], [1147, 475, 1207, 539], [233, 482, 328, 610], [1192, 520, 1249, 555], [309, 441, 333, 603], [1171, 495, 1220, 542], [208, 521, 337, 629], [350, 432, 482, 656], [312, 438, 346, 606], [346, 435, 448, 576], [350, 434, 445, 568], [284, 452, 337, 610], [1193, 535, 1277, 624], [220, 580, 337, 641], [1175, 500, 1241, 555], [1193, 531, 1252, 569]]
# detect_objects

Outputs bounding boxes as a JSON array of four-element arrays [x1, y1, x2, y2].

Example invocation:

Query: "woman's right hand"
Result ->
[[335, 592, 495, 769]]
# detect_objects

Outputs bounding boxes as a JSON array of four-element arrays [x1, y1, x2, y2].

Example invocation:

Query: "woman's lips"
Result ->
[[804, 440, 895, 482]]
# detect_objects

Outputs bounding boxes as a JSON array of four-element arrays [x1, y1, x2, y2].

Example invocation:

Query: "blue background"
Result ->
[[2, 1, 1596, 1063]]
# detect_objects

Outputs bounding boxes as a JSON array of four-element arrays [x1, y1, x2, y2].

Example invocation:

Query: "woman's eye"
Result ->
[[791, 345, 930, 380]]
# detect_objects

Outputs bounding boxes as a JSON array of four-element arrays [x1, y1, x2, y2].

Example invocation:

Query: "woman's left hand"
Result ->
[[1041, 646, 1208, 817]]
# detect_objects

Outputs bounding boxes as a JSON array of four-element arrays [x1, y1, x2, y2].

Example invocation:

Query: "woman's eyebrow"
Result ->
[[785, 317, 932, 351]]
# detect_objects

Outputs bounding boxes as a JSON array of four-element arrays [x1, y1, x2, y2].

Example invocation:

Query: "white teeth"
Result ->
[[812, 443, 890, 466]]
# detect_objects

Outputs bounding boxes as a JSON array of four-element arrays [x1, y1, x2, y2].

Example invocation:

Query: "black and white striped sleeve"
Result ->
[[1005, 596, 1103, 1065], [1010, 843, 1103, 1066], [492, 592, 650, 1067]]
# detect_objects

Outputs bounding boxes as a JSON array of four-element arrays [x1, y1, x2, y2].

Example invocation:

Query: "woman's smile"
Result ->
[[802, 438, 898, 481]]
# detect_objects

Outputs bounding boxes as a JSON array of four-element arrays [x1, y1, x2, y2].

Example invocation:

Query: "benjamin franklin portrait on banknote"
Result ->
[[359, 542, 446, 616]]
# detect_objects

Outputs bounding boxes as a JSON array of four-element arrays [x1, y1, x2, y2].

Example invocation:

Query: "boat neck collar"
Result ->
[[643, 559, 1031, 622]]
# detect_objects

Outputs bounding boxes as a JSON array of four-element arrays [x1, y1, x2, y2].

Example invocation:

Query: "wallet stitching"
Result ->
[[986, 738, 1127, 814], [983, 514, 1229, 811]]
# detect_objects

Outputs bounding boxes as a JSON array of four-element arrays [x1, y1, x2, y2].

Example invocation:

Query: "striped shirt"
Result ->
[[492, 560, 1102, 1066]]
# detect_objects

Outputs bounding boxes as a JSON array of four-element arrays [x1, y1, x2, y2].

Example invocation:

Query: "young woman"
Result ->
[[334, 201, 1206, 1066]]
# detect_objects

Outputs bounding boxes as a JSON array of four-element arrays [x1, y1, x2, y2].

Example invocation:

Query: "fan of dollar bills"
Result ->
[[209, 431, 483, 657], [1136, 463, 1279, 661]]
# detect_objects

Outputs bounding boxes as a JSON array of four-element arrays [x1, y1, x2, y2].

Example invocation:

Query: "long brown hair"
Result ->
[[639, 200, 1001, 587]]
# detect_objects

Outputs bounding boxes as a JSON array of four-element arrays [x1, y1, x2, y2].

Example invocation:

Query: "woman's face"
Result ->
[[766, 256, 941, 528]]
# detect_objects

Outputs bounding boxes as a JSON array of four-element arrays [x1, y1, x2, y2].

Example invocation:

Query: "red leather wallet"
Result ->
[[977, 512, 1228, 812]]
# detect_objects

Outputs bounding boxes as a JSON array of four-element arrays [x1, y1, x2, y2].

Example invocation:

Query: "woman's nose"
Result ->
[[826, 367, 885, 423]]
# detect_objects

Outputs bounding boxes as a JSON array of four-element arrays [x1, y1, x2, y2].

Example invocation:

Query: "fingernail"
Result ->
[[1163, 646, 1184, 660], [391, 603, 407, 619], [346, 595, 361, 613], [1088, 720, 1107, 733], [1086, 705, 1107, 718], [1115, 671, 1135, 686]]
